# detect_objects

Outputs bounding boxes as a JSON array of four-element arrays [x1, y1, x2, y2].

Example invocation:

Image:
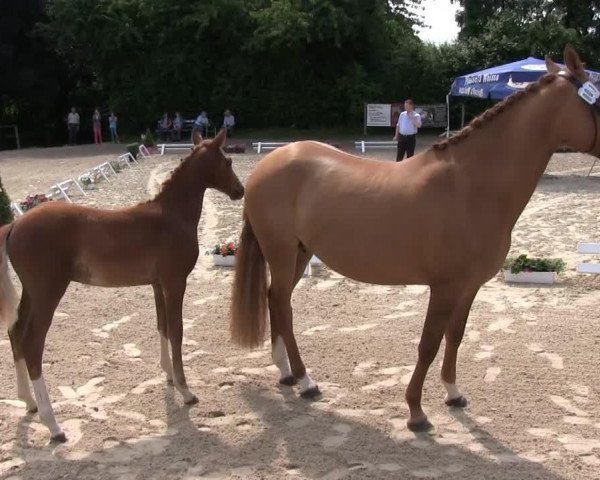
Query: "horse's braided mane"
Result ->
[[433, 73, 558, 150]]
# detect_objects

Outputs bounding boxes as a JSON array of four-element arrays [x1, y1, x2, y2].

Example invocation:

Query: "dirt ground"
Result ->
[[0, 141, 600, 480]]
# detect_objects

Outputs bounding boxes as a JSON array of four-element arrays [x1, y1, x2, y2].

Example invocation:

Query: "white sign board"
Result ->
[[366, 104, 391, 127]]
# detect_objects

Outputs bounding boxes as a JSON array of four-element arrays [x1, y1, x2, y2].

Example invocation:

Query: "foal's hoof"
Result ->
[[445, 396, 468, 408], [407, 417, 434, 433], [279, 376, 297, 386], [184, 395, 199, 406], [51, 432, 68, 443], [26, 406, 38, 414], [166, 377, 174, 386], [300, 386, 321, 400]]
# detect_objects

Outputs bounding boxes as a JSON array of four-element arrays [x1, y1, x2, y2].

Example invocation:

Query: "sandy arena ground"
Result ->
[[0, 142, 600, 480]]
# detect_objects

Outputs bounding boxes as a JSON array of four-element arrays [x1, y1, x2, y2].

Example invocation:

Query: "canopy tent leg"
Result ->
[[461, 103, 465, 128]]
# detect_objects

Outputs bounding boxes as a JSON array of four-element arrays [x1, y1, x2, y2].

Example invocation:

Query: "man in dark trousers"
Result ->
[[393, 99, 422, 161]]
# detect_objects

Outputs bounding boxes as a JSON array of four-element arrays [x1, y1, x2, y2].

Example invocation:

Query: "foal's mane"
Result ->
[[151, 146, 199, 201], [433, 73, 558, 150]]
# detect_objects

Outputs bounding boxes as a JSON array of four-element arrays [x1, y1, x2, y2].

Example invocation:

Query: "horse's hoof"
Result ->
[[279, 376, 297, 386], [407, 417, 434, 432], [27, 406, 38, 414], [184, 395, 199, 406], [445, 396, 468, 408], [51, 432, 67, 443], [300, 386, 321, 400], [166, 378, 174, 386]]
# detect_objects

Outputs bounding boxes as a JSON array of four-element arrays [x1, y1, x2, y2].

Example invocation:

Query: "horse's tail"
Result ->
[[230, 213, 268, 349], [0, 224, 18, 331]]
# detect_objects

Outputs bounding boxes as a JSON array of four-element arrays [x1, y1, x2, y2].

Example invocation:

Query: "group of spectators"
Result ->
[[157, 109, 236, 141], [66, 107, 119, 146]]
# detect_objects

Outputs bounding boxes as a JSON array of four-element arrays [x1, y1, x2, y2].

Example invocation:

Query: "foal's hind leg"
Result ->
[[21, 284, 69, 442], [405, 286, 456, 432], [272, 247, 312, 387], [153, 283, 173, 384], [440, 288, 478, 408], [8, 291, 37, 413], [162, 280, 198, 405], [269, 248, 319, 398]]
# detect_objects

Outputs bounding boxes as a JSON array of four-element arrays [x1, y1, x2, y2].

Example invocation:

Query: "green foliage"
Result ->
[[126, 143, 139, 160], [142, 129, 155, 148], [0, 177, 14, 225], [4, 0, 600, 147], [504, 254, 566, 274]]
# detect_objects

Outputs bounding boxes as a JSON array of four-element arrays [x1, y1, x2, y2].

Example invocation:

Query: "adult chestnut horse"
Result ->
[[0, 129, 244, 442], [231, 46, 600, 431]]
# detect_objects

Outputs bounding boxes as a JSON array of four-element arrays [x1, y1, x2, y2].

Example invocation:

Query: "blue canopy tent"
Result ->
[[445, 57, 600, 137]]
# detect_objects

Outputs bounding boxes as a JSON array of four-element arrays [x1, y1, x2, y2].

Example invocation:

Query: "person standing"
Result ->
[[92, 107, 102, 144], [393, 99, 422, 161], [193, 111, 210, 138], [173, 112, 183, 141], [108, 111, 119, 143], [222, 109, 235, 137], [67, 107, 80, 146]]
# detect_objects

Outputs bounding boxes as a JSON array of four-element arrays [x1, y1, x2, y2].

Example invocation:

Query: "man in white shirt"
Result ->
[[193, 111, 210, 138], [393, 99, 422, 161], [222, 109, 235, 137], [67, 107, 80, 146]]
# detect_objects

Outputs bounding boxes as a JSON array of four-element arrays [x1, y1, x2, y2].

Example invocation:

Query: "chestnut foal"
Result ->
[[230, 46, 600, 431], [0, 129, 243, 442]]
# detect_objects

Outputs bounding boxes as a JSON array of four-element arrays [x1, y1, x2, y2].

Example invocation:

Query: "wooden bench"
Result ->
[[252, 142, 290, 154], [354, 140, 397, 154], [576, 242, 600, 273]]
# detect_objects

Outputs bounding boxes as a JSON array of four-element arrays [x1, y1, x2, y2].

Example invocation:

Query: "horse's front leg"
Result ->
[[440, 288, 479, 408], [153, 282, 173, 384], [162, 279, 198, 405]]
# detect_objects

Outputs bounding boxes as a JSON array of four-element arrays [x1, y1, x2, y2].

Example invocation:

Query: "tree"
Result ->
[[0, 177, 14, 225]]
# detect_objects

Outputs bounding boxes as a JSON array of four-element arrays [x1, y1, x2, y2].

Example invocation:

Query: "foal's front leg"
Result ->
[[153, 283, 173, 384], [163, 281, 198, 405]]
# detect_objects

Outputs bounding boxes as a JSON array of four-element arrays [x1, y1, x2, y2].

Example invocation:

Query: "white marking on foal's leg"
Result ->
[[159, 334, 173, 383], [442, 380, 462, 401], [298, 374, 318, 394], [15, 359, 36, 412], [271, 336, 292, 381], [32, 376, 64, 440]]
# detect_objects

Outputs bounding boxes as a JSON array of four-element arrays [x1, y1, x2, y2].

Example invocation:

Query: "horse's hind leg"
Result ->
[[440, 288, 479, 408], [405, 285, 456, 432], [153, 282, 173, 384], [8, 290, 37, 413], [269, 246, 319, 398], [272, 246, 312, 387]]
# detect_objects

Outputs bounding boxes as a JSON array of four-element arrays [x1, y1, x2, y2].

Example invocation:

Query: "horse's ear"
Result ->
[[213, 128, 227, 148], [564, 44, 586, 79], [192, 129, 203, 146], [545, 55, 560, 74]]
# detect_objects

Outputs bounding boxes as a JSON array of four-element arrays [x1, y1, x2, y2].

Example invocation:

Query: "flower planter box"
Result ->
[[213, 255, 236, 267], [502, 270, 557, 284]]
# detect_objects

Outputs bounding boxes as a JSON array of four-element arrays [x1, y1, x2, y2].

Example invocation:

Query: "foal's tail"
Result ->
[[230, 213, 268, 348], [0, 224, 18, 330]]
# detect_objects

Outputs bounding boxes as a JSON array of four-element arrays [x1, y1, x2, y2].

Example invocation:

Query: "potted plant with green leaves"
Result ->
[[503, 254, 566, 284]]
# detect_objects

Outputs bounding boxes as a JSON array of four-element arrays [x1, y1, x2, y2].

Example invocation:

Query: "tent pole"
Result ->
[[461, 103, 465, 128]]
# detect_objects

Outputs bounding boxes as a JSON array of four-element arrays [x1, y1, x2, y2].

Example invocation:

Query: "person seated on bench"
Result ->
[[193, 111, 210, 138], [158, 112, 172, 141], [223, 109, 235, 137], [173, 112, 183, 141]]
